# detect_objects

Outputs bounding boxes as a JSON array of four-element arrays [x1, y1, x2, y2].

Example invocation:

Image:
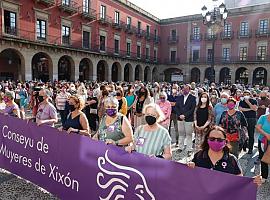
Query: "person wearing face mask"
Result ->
[[95, 97, 133, 146], [257, 91, 270, 119], [125, 85, 136, 125], [219, 98, 248, 158], [187, 126, 262, 187], [152, 82, 161, 103], [239, 90, 258, 154], [0, 91, 20, 118], [194, 92, 213, 151], [59, 95, 90, 136], [175, 84, 196, 155], [125, 103, 172, 160], [85, 89, 99, 133], [157, 92, 172, 129], [115, 86, 128, 116], [214, 93, 229, 125], [56, 86, 71, 125], [35, 89, 58, 127]]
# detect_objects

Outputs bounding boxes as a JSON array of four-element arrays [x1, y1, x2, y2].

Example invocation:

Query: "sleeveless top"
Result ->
[[4, 104, 19, 117], [63, 113, 83, 132], [98, 114, 125, 142]]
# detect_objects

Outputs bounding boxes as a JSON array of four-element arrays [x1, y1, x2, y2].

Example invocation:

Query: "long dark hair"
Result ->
[[201, 125, 230, 153], [197, 92, 210, 108]]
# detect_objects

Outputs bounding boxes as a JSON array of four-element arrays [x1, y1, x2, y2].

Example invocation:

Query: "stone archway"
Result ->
[[112, 62, 122, 82], [32, 52, 53, 82], [205, 67, 215, 83], [191, 67, 200, 83], [152, 67, 158, 82], [58, 55, 75, 81], [135, 65, 143, 81], [253, 67, 267, 85], [235, 67, 248, 84], [0, 48, 25, 81], [219, 67, 231, 85], [79, 58, 93, 81], [97, 60, 109, 81], [144, 66, 151, 82], [164, 68, 183, 82], [124, 63, 133, 82]]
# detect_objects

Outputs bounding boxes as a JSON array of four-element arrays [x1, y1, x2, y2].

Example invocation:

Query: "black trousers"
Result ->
[[246, 118, 257, 151], [258, 140, 269, 179]]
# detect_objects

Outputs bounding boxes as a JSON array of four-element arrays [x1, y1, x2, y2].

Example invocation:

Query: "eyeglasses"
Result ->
[[208, 137, 226, 142]]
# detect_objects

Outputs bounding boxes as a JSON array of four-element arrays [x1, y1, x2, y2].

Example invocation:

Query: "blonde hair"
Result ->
[[69, 95, 85, 110], [143, 103, 165, 123]]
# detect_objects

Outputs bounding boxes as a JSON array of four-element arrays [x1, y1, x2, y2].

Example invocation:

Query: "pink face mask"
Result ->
[[227, 103, 235, 110], [3, 97, 9, 103]]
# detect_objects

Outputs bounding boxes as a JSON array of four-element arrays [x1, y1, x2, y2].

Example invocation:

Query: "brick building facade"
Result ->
[[0, 0, 270, 85]]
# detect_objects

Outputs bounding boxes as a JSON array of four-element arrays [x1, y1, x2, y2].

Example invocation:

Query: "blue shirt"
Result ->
[[167, 94, 179, 114], [214, 103, 228, 125], [257, 114, 270, 142]]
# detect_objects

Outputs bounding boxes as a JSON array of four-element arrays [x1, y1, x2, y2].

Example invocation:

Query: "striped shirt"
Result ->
[[134, 125, 171, 156], [56, 92, 70, 110]]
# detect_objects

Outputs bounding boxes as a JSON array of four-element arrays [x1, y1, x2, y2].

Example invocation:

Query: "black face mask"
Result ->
[[116, 92, 121, 97], [261, 97, 267, 100], [145, 116, 157, 125], [69, 105, 76, 112], [38, 96, 44, 102]]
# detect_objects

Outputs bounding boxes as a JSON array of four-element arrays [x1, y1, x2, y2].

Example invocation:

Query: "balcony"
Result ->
[[58, 1, 78, 14], [97, 15, 112, 26], [237, 30, 252, 38], [34, 0, 55, 6], [80, 7, 96, 21], [62, 36, 70, 46], [255, 29, 270, 37], [4, 26, 17, 36], [136, 30, 145, 38], [204, 33, 217, 41], [112, 21, 124, 31], [124, 24, 135, 34], [190, 34, 202, 42], [154, 36, 161, 44], [164, 58, 180, 65], [220, 31, 234, 40], [167, 36, 179, 44]]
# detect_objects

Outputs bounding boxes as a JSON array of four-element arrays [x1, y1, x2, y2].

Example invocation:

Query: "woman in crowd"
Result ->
[[125, 85, 136, 121], [157, 91, 172, 129], [194, 92, 213, 151], [125, 103, 172, 160], [60, 95, 90, 136], [214, 93, 229, 125], [187, 125, 262, 186], [115, 86, 128, 116], [18, 84, 28, 119], [219, 97, 248, 158], [153, 82, 161, 102], [95, 96, 133, 146], [0, 91, 20, 118], [85, 89, 99, 133], [134, 86, 152, 127], [98, 89, 109, 119], [77, 83, 88, 102], [256, 112, 270, 183]]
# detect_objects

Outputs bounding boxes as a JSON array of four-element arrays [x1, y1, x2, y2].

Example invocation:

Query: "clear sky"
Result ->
[[128, 0, 225, 19]]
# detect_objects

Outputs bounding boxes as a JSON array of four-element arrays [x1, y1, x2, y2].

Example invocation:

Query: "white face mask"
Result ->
[[172, 89, 177, 94], [244, 95, 250, 100], [201, 97, 207, 103]]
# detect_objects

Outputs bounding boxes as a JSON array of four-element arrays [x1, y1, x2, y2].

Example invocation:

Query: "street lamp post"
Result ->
[[201, 0, 228, 84]]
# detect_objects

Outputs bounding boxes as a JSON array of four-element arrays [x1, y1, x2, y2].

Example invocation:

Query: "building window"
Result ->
[[137, 45, 141, 58], [114, 39, 119, 54], [154, 29, 158, 39], [207, 49, 213, 62], [146, 25, 150, 37], [223, 48, 230, 61], [83, 31, 90, 49], [4, 10, 17, 35], [126, 42, 131, 56], [127, 17, 131, 29], [259, 19, 268, 34], [154, 49, 157, 61], [114, 11, 120, 24], [240, 22, 249, 36], [239, 47, 247, 61], [193, 27, 200, 39], [100, 5, 106, 19], [36, 19, 46, 40], [137, 21, 141, 33], [257, 46, 267, 60], [224, 23, 232, 37], [192, 50, 199, 62], [83, 0, 90, 13], [62, 25, 70, 45], [100, 35, 106, 51], [146, 47, 150, 59], [62, 0, 70, 5], [208, 27, 214, 37], [170, 50, 176, 62], [171, 29, 176, 39]]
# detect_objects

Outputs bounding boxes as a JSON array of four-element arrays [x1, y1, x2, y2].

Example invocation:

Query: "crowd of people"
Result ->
[[0, 80, 269, 186]]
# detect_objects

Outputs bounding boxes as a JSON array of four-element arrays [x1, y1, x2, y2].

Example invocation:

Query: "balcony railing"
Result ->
[[35, 0, 55, 6], [188, 56, 270, 64], [154, 36, 161, 44], [255, 29, 270, 37], [112, 21, 125, 30], [204, 33, 217, 40], [220, 31, 234, 40], [58, 1, 78, 14], [124, 24, 135, 34], [237, 30, 252, 38], [145, 33, 151, 41], [4, 26, 17, 36], [136, 30, 145, 38], [97, 15, 112, 26], [164, 58, 180, 65], [167, 36, 179, 44], [80, 7, 96, 21], [190, 34, 202, 42], [62, 36, 70, 46]]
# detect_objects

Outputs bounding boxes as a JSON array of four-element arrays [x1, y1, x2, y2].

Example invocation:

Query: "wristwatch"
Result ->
[[77, 129, 80, 134]]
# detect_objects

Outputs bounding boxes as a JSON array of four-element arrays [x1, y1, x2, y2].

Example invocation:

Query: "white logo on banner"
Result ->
[[97, 150, 155, 200]]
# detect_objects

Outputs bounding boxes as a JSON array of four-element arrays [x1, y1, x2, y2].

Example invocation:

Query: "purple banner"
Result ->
[[0, 114, 257, 200]]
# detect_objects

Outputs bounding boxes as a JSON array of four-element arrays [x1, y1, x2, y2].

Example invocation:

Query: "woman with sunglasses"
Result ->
[[125, 103, 172, 160], [0, 91, 21, 118], [95, 96, 133, 146], [156, 91, 171, 129], [187, 125, 262, 186]]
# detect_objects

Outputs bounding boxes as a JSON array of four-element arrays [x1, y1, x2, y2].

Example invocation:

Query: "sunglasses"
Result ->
[[208, 137, 226, 142]]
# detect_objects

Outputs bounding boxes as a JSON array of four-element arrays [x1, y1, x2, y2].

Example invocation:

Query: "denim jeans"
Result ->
[[246, 118, 257, 151]]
